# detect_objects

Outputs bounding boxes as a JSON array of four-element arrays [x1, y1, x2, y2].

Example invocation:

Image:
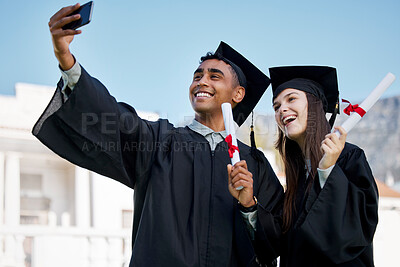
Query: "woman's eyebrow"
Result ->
[[273, 92, 300, 106]]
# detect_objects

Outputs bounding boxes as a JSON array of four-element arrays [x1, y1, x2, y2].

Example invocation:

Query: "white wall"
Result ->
[[374, 198, 400, 267], [92, 173, 133, 229]]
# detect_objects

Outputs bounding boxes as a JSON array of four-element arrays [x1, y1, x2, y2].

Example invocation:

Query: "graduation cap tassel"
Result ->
[[250, 125, 256, 148], [328, 99, 340, 128], [250, 111, 257, 148], [250, 112, 264, 162]]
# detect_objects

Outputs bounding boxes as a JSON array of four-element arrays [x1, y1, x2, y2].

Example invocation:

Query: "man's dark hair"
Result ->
[[200, 52, 240, 87]]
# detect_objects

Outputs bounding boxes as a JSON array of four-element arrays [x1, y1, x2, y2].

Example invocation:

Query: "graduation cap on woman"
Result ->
[[211, 42, 271, 157], [269, 65, 340, 126]]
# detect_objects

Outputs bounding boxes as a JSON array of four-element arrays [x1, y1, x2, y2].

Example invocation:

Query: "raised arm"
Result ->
[[48, 3, 82, 70], [33, 4, 173, 190]]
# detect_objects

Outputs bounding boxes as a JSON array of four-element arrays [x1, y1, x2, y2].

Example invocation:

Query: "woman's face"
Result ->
[[273, 88, 308, 145]]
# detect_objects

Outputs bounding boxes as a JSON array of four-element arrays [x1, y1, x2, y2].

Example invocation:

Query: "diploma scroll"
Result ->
[[334, 72, 396, 137], [221, 103, 243, 190]]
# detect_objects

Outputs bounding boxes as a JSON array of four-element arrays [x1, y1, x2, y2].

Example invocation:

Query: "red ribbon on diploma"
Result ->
[[225, 134, 239, 158], [342, 99, 366, 117]]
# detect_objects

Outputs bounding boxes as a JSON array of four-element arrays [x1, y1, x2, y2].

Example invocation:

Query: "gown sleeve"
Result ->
[[32, 65, 171, 189], [253, 157, 284, 266], [299, 144, 379, 264]]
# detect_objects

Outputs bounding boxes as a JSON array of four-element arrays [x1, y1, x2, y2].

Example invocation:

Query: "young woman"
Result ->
[[266, 66, 379, 266]]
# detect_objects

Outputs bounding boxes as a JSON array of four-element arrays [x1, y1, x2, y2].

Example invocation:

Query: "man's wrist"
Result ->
[[57, 51, 75, 71], [239, 196, 258, 212]]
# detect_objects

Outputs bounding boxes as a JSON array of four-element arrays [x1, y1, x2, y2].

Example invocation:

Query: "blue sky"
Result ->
[[1, 0, 399, 124]]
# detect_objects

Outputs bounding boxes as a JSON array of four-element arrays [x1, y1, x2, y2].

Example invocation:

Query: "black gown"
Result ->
[[32, 66, 284, 267], [269, 143, 378, 267]]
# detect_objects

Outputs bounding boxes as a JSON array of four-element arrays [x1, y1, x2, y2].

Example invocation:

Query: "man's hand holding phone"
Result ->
[[48, 2, 93, 71]]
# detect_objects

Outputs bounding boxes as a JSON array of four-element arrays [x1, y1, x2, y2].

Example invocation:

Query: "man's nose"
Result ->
[[197, 76, 209, 87], [197, 79, 208, 87]]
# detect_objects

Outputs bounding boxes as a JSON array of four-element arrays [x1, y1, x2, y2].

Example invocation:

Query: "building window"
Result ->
[[20, 173, 42, 197], [122, 209, 133, 229], [20, 173, 50, 225]]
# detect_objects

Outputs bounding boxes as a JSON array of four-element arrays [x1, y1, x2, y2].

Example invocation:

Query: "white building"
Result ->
[[373, 180, 400, 267], [0, 83, 158, 267]]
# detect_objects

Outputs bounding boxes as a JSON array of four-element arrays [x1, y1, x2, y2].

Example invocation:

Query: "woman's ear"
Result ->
[[232, 86, 245, 104]]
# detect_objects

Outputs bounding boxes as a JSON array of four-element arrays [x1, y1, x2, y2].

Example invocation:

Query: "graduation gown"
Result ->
[[274, 143, 378, 267], [32, 66, 284, 267]]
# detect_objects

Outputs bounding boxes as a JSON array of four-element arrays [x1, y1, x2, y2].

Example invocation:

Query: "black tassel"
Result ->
[[250, 112, 264, 162], [328, 99, 340, 128], [250, 125, 256, 148]]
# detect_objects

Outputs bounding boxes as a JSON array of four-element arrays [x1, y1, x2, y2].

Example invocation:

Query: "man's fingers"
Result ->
[[50, 14, 81, 32], [227, 164, 232, 182], [230, 167, 252, 179], [49, 3, 81, 25], [227, 164, 232, 173], [49, 3, 81, 29], [51, 28, 81, 41], [232, 160, 248, 170], [230, 165, 252, 178], [227, 164, 242, 195], [231, 172, 252, 184], [232, 180, 253, 190], [230, 161, 252, 191]]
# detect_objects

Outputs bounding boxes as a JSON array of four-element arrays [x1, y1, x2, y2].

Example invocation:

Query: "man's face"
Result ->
[[189, 59, 241, 118]]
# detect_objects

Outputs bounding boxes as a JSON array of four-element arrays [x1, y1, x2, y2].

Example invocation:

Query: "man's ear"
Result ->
[[232, 86, 245, 104]]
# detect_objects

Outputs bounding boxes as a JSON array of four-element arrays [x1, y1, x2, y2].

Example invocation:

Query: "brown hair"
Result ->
[[275, 93, 331, 232]]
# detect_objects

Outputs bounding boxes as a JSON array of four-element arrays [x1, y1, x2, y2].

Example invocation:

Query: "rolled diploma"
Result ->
[[221, 103, 242, 190], [334, 72, 396, 137]]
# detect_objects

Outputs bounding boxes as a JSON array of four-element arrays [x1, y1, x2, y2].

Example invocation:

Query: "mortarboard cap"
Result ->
[[269, 66, 339, 114], [213, 41, 271, 126]]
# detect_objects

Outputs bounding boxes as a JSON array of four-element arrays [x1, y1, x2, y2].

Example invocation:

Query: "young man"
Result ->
[[34, 4, 283, 266]]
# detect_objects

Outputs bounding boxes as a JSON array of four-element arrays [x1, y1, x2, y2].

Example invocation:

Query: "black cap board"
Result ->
[[213, 41, 271, 126], [269, 66, 339, 114]]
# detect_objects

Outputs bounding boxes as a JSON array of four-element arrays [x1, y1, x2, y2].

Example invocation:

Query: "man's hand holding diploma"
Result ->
[[222, 103, 256, 207], [227, 161, 256, 207]]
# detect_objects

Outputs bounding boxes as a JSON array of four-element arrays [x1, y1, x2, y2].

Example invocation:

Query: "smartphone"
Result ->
[[62, 1, 94, 30]]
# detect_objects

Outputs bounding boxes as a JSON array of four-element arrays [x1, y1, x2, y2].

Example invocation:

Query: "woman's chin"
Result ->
[[285, 131, 303, 144]]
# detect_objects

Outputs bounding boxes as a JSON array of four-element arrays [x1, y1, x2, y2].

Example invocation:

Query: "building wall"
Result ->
[[91, 173, 133, 230], [374, 198, 400, 267]]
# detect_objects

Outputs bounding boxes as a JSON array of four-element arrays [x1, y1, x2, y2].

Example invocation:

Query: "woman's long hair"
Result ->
[[275, 93, 331, 232]]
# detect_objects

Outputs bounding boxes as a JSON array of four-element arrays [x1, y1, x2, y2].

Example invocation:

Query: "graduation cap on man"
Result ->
[[269, 65, 340, 126], [210, 42, 271, 156]]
